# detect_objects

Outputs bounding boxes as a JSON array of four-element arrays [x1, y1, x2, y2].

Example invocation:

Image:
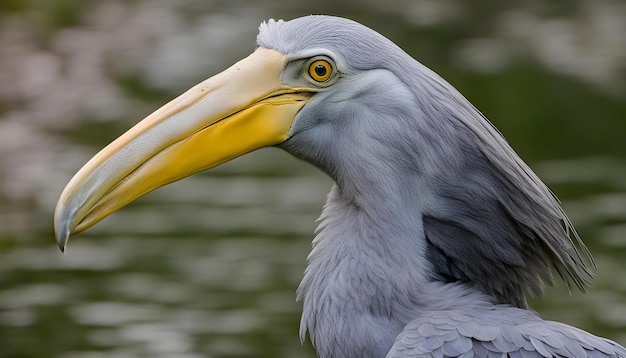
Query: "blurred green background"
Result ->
[[0, 0, 625, 357]]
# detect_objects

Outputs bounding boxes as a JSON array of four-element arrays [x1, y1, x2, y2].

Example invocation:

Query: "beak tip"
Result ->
[[54, 207, 72, 253], [54, 214, 70, 252], [55, 228, 69, 253]]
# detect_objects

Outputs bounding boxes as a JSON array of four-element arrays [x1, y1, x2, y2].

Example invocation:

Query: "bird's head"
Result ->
[[55, 16, 593, 307], [54, 16, 417, 245]]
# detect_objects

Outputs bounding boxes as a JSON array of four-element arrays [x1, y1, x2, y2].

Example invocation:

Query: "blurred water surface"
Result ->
[[0, 0, 625, 357]]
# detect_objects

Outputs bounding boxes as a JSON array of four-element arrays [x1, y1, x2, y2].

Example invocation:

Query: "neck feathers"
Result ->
[[297, 185, 428, 357], [297, 186, 498, 357]]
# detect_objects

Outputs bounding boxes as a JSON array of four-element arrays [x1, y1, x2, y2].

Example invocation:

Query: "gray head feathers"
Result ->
[[258, 15, 594, 308]]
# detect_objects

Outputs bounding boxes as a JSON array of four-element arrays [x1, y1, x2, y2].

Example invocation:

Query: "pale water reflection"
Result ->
[[1, 1, 625, 357]]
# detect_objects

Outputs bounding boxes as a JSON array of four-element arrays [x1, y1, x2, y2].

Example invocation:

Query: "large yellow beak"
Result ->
[[54, 47, 311, 251]]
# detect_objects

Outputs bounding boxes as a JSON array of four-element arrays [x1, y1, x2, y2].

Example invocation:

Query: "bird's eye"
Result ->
[[309, 60, 331, 81], [304, 56, 337, 86]]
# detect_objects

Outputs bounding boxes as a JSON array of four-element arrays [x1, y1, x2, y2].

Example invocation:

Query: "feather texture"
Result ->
[[259, 15, 594, 308], [387, 305, 626, 358], [255, 15, 618, 357]]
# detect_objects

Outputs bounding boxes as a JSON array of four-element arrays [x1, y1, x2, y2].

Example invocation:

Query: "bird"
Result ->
[[54, 15, 625, 358]]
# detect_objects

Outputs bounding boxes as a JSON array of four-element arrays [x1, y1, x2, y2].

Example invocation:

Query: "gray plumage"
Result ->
[[53, 14, 624, 358], [254, 16, 623, 357], [388, 305, 625, 357]]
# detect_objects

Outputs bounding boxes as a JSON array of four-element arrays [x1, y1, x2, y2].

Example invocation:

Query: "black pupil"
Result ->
[[314, 64, 327, 77]]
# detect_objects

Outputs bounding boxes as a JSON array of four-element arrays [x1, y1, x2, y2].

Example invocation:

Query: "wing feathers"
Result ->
[[386, 306, 626, 358]]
